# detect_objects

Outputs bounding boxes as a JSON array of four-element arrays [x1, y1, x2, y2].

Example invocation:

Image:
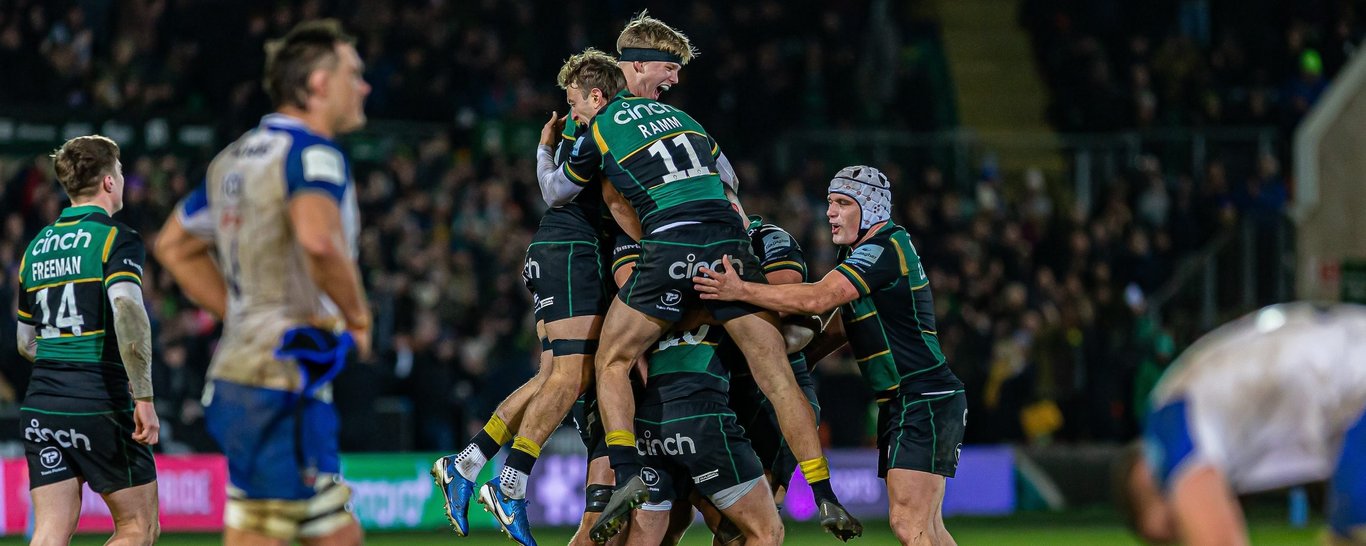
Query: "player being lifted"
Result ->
[[538, 14, 859, 543], [18, 135, 160, 546], [1116, 303, 1366, 546], [154, 19, 369, 546], [696, 166, 966, 546], [431, 48, 628, 546]]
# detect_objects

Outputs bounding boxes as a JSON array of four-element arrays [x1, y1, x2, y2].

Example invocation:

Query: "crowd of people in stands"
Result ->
[[0, 0, 1307, 453], [1021, 0, 1358, 132]]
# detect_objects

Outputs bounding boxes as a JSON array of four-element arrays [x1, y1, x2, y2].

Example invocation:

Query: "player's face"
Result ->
[[566, 85, 599, 126], [326, 43, 370, 135], [633, 61, 680, 100], [827, 193, 862, 245]]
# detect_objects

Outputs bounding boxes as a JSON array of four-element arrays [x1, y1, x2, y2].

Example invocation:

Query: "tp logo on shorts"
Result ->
[[668, 253, 744, 280], [24, 419, 92, 451], [661, 289, 683, 307], [641, 467, 661, 487], [39, 447, 62, 469]]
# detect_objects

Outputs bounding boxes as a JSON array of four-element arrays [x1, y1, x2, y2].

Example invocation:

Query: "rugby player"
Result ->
[[154, 19, 369, 546], [695, 166, 967, 545], [1115, 303, 1366, 545], [431, 48, 627, 546], [18, 135, 160, 546], [626, 322, 785, 546], [536, 14, 855, 543]]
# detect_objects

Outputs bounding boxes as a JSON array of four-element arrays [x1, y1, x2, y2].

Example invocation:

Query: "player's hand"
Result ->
[[694, 254, 746, 301], [539, 111, 566, 147], [131, 399, 160, 446], [349, 323, 373, 361]]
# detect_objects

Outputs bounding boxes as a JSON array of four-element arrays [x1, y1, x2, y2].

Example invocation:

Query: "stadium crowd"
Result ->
[[0, 0, 1295, 455], [1021, 0, 1358, 131]]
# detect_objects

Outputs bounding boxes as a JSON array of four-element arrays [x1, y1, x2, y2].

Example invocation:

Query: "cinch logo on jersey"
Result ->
[[24, 419, 92, 451], [523, 259, 541, 280], [31, 228, 93, 255], [613, 101, 681, 125], [637, 429, 697, 456], [668, 254, 744, 280]]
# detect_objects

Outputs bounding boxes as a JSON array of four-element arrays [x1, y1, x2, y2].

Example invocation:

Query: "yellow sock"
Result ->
[[605, 429, 636, 447], [484, 415, 512, 446], [511, 436, 542, 458], [800, 456, 831, 483]]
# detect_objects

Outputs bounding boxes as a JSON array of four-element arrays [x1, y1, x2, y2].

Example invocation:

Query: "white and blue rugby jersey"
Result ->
[[176, 113, 360, 391], [1149, 302, 1366, 493]]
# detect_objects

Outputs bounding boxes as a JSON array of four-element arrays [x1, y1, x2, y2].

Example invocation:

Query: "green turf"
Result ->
[[0, 513, 1322, 545]]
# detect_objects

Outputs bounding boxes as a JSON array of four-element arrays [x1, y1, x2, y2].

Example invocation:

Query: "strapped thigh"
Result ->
[[551, 338, 599, 357]]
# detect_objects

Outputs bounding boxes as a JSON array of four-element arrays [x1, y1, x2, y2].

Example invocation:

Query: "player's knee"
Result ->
[[890, 517, 932, 545], [746, 519, 784, 546]]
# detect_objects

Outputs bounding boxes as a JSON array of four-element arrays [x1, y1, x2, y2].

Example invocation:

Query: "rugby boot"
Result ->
[[479, 477, 538, 546], [588, 474, 649, 543], [818, 497, 864, 542], [430, 455, 477, 536]]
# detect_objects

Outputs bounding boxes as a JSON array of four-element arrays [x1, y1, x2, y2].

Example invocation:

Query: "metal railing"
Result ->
[[1146, 214, 1296, 332]]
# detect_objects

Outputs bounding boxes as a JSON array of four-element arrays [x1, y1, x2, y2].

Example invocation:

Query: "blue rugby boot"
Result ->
[[478, 476, 537, 546], [430, 455, 477, 536]]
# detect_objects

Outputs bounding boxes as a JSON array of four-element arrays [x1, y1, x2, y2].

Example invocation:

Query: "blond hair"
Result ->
[[616, 10, 697, 65], [557, 48, 627, 99]]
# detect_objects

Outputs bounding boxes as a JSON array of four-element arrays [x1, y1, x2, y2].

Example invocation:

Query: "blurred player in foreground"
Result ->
[[155, 19, 370, 546], [1116, 302, 1366, 545], [19, 135, 160, 545]]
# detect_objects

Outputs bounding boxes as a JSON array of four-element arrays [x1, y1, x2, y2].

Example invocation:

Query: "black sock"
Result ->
[[607, 444, 642, 485], [472, 430, 502, 460], [505, 447, 537, 475], [810, 478, 837, 503]]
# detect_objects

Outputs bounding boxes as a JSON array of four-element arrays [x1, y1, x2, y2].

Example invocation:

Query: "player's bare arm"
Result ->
[[1169, 465, 1249, 546], [801, 309, 848, 364], [290, 192, 372, 357], [109, 282, 159, 446], [153, 214, 228, 319], [16, 323, 36, 362], [603, 181, 642, 242], [695, 255, 860, 316]]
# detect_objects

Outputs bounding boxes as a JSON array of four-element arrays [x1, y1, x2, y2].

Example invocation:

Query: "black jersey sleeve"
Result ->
[[102, 227, 145, 289], [756, 225, 806, 278], [835, 239, 901, 296]]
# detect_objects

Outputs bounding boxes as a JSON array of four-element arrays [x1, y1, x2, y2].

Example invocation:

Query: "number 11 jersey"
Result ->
[[562, 91, 739, 235]]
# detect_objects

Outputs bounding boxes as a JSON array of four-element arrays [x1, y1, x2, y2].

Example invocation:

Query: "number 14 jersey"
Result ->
[[17, 205, 144, 405]]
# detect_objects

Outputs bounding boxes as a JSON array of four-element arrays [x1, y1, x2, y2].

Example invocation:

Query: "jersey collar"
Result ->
[[60, 204, 107, 218], [260, 113, 333, 142]]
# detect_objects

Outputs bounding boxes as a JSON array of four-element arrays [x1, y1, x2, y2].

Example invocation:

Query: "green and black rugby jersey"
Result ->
[[17, 205, 144, 404], [562, 91, 737, 235], [643, 324, 730, 406], [539, 121, 606, 242], [835, 222, 963, 398]]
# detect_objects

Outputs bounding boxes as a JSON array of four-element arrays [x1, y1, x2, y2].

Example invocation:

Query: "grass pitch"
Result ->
[[0, 509, 1321, 545]]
